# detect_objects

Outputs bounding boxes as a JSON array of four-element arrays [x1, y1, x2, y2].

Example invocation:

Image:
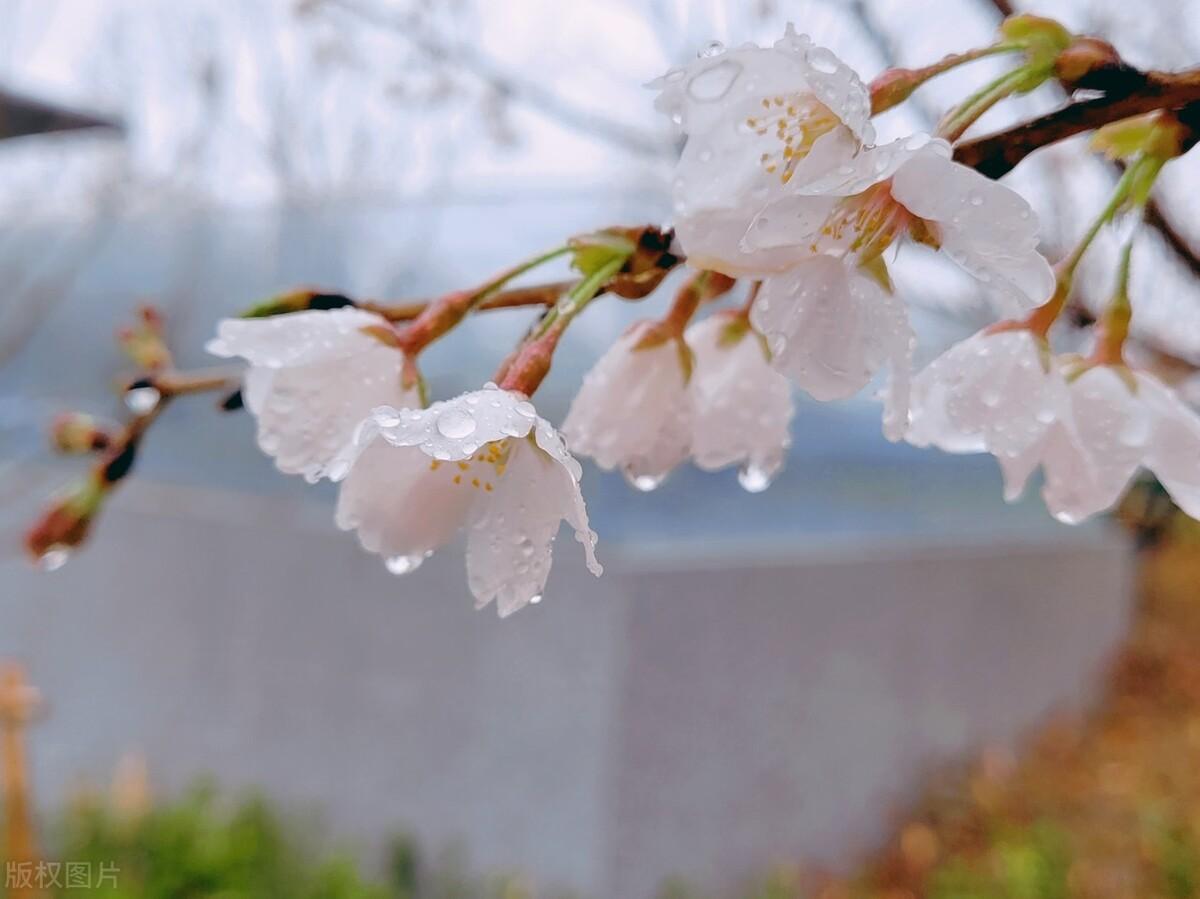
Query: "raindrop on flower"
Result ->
[[806, 46, 840, 74], [697, 40, 725, 58], [124, 386, 161, 414], [385, 553, 427, 576], [375, 409, 402, 427], [436, 408, 476, 439], [38, 546, 70, 572], [737, 462, 773, 493], [529, 593, 543, 605], [624, 469, 665, 492]]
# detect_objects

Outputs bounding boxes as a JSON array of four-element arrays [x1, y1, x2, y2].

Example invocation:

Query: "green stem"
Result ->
[[937, 65, 1043, 142], [534, 255, 628, 339], [870, 43, 1021, 115]]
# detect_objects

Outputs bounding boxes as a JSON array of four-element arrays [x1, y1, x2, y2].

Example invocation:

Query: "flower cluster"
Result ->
[[32, 21, 1200, 613]]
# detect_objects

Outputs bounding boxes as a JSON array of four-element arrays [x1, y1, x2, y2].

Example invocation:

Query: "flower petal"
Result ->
[[1138, 372, 1200, 519], [686, 315, 794, 477], [467, 422, 601, 617], [890, 149, 1053, 312], [907, 330, 1063, 459], [751, 257, 913, 410], [335, 437, 476, 560], [206, 308, 389, 367], [562, 326, 691, 479], [1040, 366, 1146, 522]]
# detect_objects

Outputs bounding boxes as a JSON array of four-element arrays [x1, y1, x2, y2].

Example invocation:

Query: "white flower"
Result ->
[[207, 308, 415, 483], [1004, 366, 1200, 524], [910, 331, 1200, 524], [685, 313, 793, 489], [652, 25, 874, 276], [743, 137, 1054, 314], [907, 327, 1064, 470], [332, 385, 601, 617], [750, 255, 914, 439], [561, 322, 692, 489], [563, 315, 795, 490]]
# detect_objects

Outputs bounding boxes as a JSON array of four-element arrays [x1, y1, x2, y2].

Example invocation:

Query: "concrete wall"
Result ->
[[0, 480, 1134, 897]]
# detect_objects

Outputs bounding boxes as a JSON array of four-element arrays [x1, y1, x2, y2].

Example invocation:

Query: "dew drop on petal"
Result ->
[[698, 40, 725, 58], [375, 409, 402, 427], [806, 46, 840, 74], [436, 408, 476, 439], [624, 468, 665, 492], [529, 593, 543, 605], [124, 386, 161, 414], [737, 462, 773, 493], [514, 401, 537, 418], [686, 60, 742, 101], [385, 553, 428, 576], [38, 546, 70, 572]]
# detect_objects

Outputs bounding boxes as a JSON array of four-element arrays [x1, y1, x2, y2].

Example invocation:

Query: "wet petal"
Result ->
[[686, 315, 794, 478], [890, 149, 1053, 312], [751, 257, 913, 409], [206, 307, 388, 367], [1040, 366, 1146, 523], [562, 326, 691, 479], [1138, 372, 1200, 519], [467, 424, 601, 617]]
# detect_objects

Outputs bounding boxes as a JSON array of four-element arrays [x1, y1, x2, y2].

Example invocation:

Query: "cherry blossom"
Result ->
[[750, 256, 914, 439], [330, 385, 601, 617], [685, 313, 794, 490], [906, 327, 1064, 473], [652, 25, 874, 277], [561, 322, 692, 490], [908, 328, 1200, 524], [1003, 366, 1200, 524], [207, 308, 415, 483]]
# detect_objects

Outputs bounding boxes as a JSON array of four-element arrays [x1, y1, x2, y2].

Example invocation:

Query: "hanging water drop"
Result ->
[[738, 462, 773, 493], [38, 546, 70, 572], [124, 386, 161, 414], [385, 553, 428, 576], [624, 469, 665, 492]]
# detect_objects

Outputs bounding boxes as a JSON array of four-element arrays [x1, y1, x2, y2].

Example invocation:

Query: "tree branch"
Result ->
[[954, 68, 1200, 177]]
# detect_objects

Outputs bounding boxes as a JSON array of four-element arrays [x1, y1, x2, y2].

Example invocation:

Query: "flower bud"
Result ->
[[50, 412, 113, 454], [24, 476, 104, 567], [116, 304, 173, 371]]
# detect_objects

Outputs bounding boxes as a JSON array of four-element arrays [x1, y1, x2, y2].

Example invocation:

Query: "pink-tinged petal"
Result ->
[[562, 326, 691, 480], [1137, 372, 1200, 519], [206, 308, 389, 367], [890, 149, 1053, 312], [790, 135, 948, 198], [252, 347, 414, 482], [685, 315, 794, 479], [751, 257, 913, 409], [335, 438, 475, 561], [998, 435, 1046, 502], [467, 424, 601, 617], [907, 330, 1063, 459], [1040, 366, 1146, 523]]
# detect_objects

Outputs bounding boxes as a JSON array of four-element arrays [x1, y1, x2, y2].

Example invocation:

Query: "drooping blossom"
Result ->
[[685, 313, 793, 490], [207, 308, 416, 482], [651, 25, 874, 276], [561, 322, 693, 490], [907, 327, 1064, 471], [331, 385, 601, 616], [908, 329, 1200, 523], [749, 256, 914, 439], [1003, 365, 1200, 524]]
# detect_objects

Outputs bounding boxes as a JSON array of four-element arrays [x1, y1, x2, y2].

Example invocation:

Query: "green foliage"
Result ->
[[1, 782, 568, 899]]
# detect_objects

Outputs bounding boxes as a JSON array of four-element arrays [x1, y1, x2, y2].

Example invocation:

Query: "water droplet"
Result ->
[[385, 552, 428, 576], [686, 60, 742, 101], [624, 469, 665, 492], [738, 462, 773, 493], [806, 46, 840, 74], [38, 546, 70, 572], [968, 191, 984, 207], [436, 408, 476, 439], [514, 401, 537, 418], [698, 40, 725, 58], [124, 386, 161, 414], [375, 409, 402, 428], [529, 593, 543, 605]]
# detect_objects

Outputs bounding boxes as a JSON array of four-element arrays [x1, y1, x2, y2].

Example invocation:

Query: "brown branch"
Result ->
[[954, 68, 1200, 177]]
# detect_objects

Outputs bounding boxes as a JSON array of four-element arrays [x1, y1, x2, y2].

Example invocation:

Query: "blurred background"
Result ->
[[0, 0, 1197, 896]]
